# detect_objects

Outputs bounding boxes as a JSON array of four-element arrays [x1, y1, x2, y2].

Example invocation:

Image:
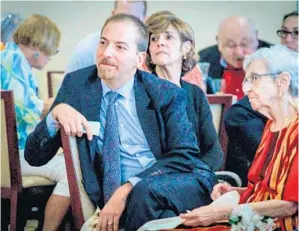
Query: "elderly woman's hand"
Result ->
[[211, 182, 234, 201], [180, 205, 232, 227]]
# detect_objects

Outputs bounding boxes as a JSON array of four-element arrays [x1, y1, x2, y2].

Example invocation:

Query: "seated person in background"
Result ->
[[25, 14, 217, 231], [145, 11, 223, 171], [1, 13, 22, 50], [198, 15, 271, 99], [1, 14, 70, 231], [277, 11, 298, 52], [224, 96, 268, 185], [181, 45, 298, 231], [224, 11, 298, 185]]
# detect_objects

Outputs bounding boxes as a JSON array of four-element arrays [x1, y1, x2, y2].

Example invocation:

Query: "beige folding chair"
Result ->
[[47, 71, 65, 98], [207, 94, 233, 169], [60, 127, 97, 231], [206, 94, 242, 186], [1, 90, 55, 231]]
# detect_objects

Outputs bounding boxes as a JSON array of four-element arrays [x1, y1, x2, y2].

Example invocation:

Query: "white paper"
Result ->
[[211, 190, 240, 206], [82, 121, 100, 136], [137, 216, 184, 231]]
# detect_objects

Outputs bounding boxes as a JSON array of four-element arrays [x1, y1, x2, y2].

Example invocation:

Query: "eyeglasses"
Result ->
[[242, 72, 280, 85], [224, 42, 255, 50], [276, 30, 298, 39]]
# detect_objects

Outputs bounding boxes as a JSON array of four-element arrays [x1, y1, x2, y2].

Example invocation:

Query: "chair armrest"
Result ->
[[215, 171, 242, 187]]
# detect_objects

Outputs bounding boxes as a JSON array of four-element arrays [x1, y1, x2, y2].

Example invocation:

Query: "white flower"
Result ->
[[229, 204, 274, 231]]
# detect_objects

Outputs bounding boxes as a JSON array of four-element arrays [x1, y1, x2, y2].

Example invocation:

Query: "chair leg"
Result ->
[[1, 199, 9, 231], [9, 188, 18, 231]]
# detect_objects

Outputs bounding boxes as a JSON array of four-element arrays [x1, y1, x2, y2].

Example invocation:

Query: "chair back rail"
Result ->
[[47, 71, 65, 98]]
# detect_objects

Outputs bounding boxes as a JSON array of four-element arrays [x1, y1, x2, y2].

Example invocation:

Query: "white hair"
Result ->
[[243, 45, 298, 97]]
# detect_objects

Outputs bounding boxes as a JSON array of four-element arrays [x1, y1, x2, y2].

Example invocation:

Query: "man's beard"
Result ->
[[98, 67, 115, 80]]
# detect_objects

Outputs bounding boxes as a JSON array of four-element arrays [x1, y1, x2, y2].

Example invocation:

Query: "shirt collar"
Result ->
[[220, 57, 228, 68], [101, 76, 135, 101]]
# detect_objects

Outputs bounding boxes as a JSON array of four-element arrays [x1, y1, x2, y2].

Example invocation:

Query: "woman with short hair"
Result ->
[[1, 14, 70, 231], [181, 45, 298, 231]]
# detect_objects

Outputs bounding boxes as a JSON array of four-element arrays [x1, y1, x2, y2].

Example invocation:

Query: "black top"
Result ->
[[224, 96, 268, 185], [151, 71, 223, 171]]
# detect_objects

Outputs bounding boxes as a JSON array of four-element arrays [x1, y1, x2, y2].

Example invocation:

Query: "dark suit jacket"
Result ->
[[25, 67, 217, 207], [181, 81, 223, 171], [224, 96, 268, 186], [198, 40, 272, 79]]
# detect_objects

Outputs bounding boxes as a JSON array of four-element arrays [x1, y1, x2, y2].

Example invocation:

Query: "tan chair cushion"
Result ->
[[50, 73, 64, 97], [209, 104, 222, 134], [1, 100, 11, 188], [22, 176, 55, 188]]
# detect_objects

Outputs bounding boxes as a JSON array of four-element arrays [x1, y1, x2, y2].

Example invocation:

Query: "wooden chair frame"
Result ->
[[47, 71, 65, 98]]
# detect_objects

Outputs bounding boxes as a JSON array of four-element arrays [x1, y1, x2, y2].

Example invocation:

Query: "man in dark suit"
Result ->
[[198, 16, 271, 99], [25, 14, 217, 231], [224, 96, 268, 186]]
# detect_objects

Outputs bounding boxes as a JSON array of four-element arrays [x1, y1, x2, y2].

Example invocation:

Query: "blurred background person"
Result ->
[[198, 15, 271, 99], [145, 11, 223, 171], [1, 12, 22, 50], [181, 45, 298, 231], [277, 10, 298, 52], [224, 11, 298, 185], [1, 14, 70, 231], [65, 0, 147, 74]]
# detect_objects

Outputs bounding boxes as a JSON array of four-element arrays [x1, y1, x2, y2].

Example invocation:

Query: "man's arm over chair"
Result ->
[[24, 74, 72, 166]]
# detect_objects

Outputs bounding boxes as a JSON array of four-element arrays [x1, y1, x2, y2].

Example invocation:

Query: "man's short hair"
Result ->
[[114, 0, 147, 17], [101, 13, 149, 52], [282, 10, 298, 22]]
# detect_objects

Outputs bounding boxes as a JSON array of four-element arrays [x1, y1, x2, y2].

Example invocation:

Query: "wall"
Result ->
[[2, 0, 296, 99]]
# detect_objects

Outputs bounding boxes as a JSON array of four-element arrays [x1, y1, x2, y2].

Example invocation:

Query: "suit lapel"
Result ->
[[134, 75, 161, 158]]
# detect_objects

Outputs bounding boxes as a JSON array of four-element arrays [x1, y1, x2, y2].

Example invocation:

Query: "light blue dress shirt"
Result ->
[[46, 77, 156, 186]]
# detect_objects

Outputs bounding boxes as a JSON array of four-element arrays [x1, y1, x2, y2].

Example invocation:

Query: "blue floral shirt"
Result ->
[[1, 42, 43, 150]]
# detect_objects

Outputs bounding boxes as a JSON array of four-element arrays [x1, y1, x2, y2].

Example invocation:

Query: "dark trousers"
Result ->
[[123, 173, 213, 231]]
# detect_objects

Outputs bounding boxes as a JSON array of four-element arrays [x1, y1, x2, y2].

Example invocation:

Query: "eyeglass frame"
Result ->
[[276, 29, 298, 39], [242, 72, 281, 86]]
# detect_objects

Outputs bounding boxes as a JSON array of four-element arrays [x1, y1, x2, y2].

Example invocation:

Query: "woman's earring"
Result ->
[[35, 52, 39, 59], [183, 54, 187, 60]]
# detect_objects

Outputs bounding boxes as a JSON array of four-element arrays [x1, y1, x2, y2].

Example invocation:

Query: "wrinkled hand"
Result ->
[[97, 183, 132, 231], [180, 205, 220, 227], [210, 182, 234, 201], [52, 103, 93, 140]]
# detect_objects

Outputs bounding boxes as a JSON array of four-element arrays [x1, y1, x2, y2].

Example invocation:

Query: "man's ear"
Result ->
[[136, 52, 147, 69], [276, 72, 291, 94]]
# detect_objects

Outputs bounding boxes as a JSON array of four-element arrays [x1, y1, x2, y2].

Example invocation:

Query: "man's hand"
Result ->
[[52, 103, 93, 140], [97, 183, 132, 231]]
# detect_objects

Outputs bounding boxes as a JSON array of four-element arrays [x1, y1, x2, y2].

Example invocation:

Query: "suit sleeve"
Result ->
[[136, 88, 205, 179], [24, 74, 71, 166]]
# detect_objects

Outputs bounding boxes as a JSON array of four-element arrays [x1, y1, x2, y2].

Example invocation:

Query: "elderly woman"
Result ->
[[145, 11, 223, 171], [181, 45, 298, 231], [1, 14, 69, 231], [277, 11, 298, 52]]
